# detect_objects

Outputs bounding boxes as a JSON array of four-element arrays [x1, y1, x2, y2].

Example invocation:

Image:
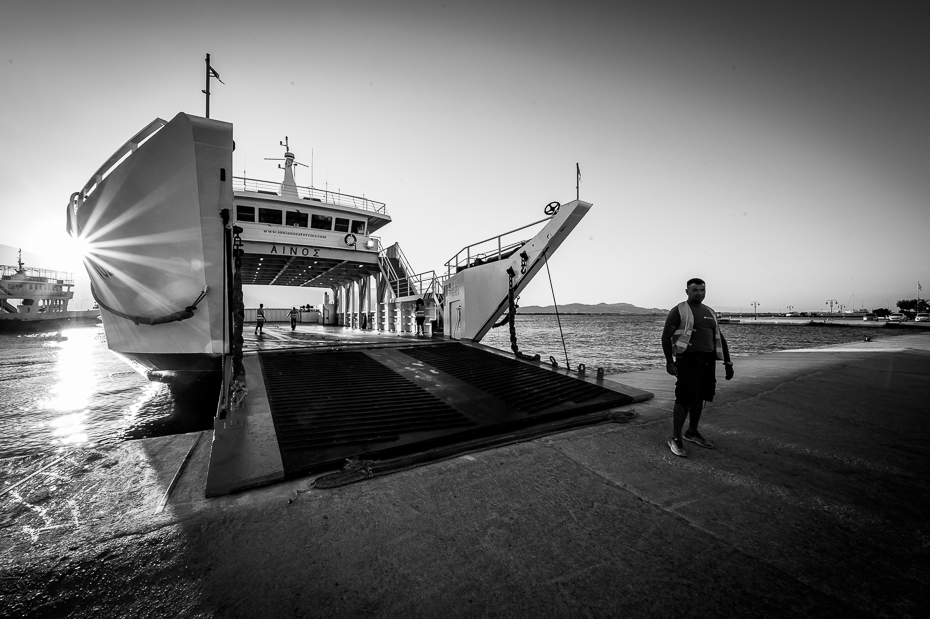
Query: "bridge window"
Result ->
[[311, 214, 333, 230], [334, 217, 350, 233], [236, 205, 255, 222], [259, 208, 282, 225], [286, 210, 308, 227], [351, 220, 367, 234]]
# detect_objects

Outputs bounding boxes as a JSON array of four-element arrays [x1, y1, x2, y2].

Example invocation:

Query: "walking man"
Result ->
[[288, 306, 299, 331], [661, 278, 734, 457], [255, 303, 265, 336]]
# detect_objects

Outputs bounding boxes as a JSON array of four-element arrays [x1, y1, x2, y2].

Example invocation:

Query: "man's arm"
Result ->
[[662, 307, 680, 376], [721, 332, 734, 380]]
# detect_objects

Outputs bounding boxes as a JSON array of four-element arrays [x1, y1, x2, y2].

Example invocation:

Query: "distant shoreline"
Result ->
[[519, 312, 664, 316]]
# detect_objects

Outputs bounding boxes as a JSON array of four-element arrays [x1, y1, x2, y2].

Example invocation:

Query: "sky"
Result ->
[[2, 0, 928, 313]]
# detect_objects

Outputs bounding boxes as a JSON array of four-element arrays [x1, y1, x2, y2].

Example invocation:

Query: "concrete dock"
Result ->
[[1, 332, 928, 618]]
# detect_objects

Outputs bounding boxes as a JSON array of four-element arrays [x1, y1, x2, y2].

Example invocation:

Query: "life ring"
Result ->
[[344, 233, 357, 247], [544, 201, 561, 216]]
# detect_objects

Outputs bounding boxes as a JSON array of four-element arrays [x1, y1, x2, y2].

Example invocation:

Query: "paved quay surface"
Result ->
[[1, 332, 928, 618]]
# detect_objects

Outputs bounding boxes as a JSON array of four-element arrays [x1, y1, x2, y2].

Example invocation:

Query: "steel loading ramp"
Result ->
[[206, 341, 652, 495]]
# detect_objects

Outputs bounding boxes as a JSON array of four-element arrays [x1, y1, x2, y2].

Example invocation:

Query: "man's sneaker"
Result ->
[[668, 438, 687, 457], [684, 430, 714, 449]]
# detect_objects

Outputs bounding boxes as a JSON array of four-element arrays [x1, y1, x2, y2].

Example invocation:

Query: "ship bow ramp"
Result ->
[[442, 200, 591, 341], [206, 341, 651, 496]]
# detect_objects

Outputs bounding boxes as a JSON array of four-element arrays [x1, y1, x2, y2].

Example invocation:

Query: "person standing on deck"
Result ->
[[415, 298, 426, 336], [255, 303, 265, 336], [661, 278, 734, 457], [288, 306, 299, 332]]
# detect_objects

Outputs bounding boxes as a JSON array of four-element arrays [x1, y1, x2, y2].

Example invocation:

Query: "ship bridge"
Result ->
[[233, 177, 389, 288], [232, 175, 440, 332]]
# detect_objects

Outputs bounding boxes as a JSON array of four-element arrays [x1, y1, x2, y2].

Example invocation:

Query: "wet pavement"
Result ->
[[1, 332, 928, 618]]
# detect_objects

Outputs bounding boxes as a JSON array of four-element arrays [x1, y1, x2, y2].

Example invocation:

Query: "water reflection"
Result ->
[[48, 411, 89, 445], [0, 326, 217, 459], [121, 382, 163, 429], [39, 328, 99, 448]]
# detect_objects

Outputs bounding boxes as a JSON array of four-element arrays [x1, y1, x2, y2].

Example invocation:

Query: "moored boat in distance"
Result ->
[[0, 249, 99, 331]]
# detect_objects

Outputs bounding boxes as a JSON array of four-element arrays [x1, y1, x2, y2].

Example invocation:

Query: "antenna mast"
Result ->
[[203, 53, 211, 118], [202, 53, 224, 118], [265, 137, 308, 196]]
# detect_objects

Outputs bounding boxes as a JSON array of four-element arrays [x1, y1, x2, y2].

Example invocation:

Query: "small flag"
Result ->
[[920, 281, 923, 291], [209, 65, 225, 84], [576, 163, 581, 182]]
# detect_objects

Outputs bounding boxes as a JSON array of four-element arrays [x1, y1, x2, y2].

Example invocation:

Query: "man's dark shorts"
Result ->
[[675, 352, 718, 406]]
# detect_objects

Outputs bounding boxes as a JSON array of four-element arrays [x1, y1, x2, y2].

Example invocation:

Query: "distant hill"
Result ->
[[518, 302, 667, 315]]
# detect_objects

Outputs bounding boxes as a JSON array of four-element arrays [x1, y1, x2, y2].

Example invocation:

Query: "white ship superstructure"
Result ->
[[0, 249, 99, 331]]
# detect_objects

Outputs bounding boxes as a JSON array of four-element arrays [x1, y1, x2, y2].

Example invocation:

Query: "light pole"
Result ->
[[751, 301, 760, 319], [787, 305, 794, 315], [826, 299, 837, 317]]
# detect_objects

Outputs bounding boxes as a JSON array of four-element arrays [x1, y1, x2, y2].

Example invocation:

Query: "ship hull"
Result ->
[[69, 113, 234, 378], [113, 351, 223, 382]]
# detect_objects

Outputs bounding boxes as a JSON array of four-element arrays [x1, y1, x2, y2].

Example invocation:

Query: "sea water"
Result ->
[[0, 327, 217, 459], [0, 318, 911, 459]]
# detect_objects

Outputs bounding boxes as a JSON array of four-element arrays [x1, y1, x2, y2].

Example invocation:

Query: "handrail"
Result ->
[[379, 242, 421, 299], [233, 176, 388, 215], [1, 265, 74, 284], [389, 243, 416, 285], [377, 252, 400, 289], [79, 118, 168, 200], [444, 216, 551, 274], [395, 270, 445, 298]]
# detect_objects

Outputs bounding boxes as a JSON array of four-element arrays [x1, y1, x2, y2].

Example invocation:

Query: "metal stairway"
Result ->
[[379, 242, 414, 298]]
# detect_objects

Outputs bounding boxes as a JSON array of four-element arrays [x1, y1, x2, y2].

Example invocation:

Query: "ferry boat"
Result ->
[[66, 111, 592, 382], [66, 110, 653, 495], [0, 249, 99, 331]]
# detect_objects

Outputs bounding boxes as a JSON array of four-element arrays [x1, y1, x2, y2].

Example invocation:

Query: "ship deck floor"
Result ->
[[206, 322, 653, 495], [243, 320, 435, 352]]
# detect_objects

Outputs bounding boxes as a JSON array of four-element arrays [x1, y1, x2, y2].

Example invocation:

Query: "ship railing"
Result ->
[[403, 270, 446, 298], [232, 177, 388, 215], [69, 118, 168, 237], [378, 242, 422, 299], [0, 265, 74, 285], [443, 216, 551, 277], [78, 119, 167, 201], [384, 243, 416, 283], [377, 252, 400, 296]]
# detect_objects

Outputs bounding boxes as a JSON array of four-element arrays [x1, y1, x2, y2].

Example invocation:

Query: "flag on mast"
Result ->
[[208, 64, 225, 84]]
